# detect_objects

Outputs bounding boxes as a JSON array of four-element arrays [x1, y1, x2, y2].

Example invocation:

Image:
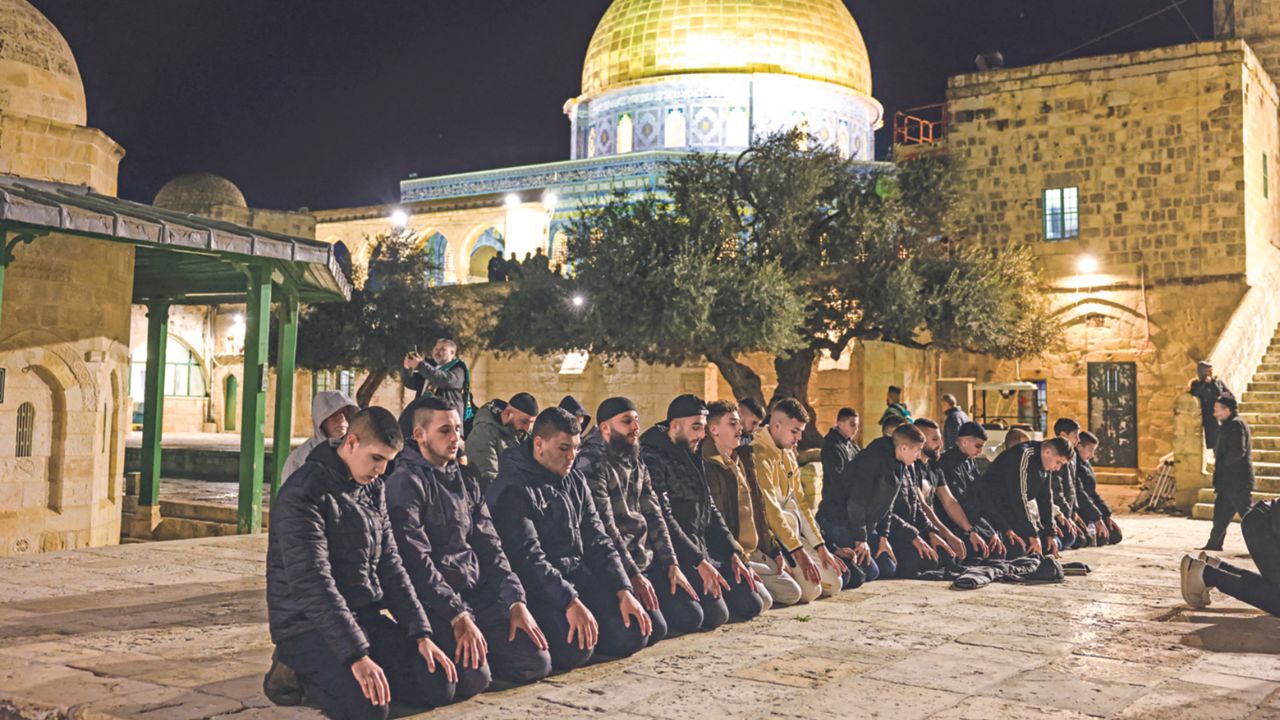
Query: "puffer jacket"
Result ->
[[465, 400, 526, 492], [281, 390, 358, 483], [575, 428, 677, 578], [819, 436, 909, 545], [386, 444, 524, 621], [640, 425, 741, 567], [266, 442, 430, 665], [820, 428, 859, 493], [486, 441, 631, 611]]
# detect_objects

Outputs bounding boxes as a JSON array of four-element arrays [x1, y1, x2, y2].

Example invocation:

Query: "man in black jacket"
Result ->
[[818, 423, 926, 583], [821, 408, 861, 493], [386, 398, 552, 693], [1075, 432, 1122, 544], [486, 408, 652, 671], [642, 395, 764, 626], [1204, 394, 1255, 551], [402, 339, 471, 427], [1190, 361, 1230, 451], [935, 422, 1005, 559], [578, 397, 700, 639], [980, 438, 1071, 559], [1048, 418, 1086, 551], [940, 395, 970, 451], [264, 408, 457, 720]]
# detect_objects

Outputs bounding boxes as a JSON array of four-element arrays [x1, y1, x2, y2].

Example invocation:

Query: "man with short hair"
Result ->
[[940, 395, 970, 451], [703, 400, 802, 608], [935, 421, 1004, 558], [643, 395, 765, 625], [465, 393, 539, 493], [265, 408, 458, 719], [1048, 418, 1086, 551], [487, 408, 651, 671], [737, 398, 766, 448], [753, 398, 846, 600], [980, 437, 1072, 558], [281, 390, 359, 482], [881, 386, 912, 425], [822, 408, 861, 495], [386, 399, 552, 695], [1075, 432, 1122, 544], [880, 414, 908, 437], [909, 419, 966, 563], [1203, 394, 1254, 551], [402, 339, 472, 425], [1190, 361, 1230, 451], [577, 397, 699, 639]]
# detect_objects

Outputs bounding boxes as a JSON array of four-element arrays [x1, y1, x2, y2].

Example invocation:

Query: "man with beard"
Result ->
[[908, 419, 966, 563], [821, 408, 861, 496], [577, 397, 701, 639], [465, 393, 539, 493], [935, 422, 1004, 559], [981, 437, 1071, 558], [386, 398, 552, 696], [737, 398, 766, 448], [487, 408, 652, 670], [754, 398, 847, 600], [402, 339, 472, 425], [642, 395, 765, 625]]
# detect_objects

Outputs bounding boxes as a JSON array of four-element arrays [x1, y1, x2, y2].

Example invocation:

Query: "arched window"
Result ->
[[16, 402, 34, 458], [423, 232, 448, 285], [128, 336, 207, 400], [664, 108, 687, 149], [616, 113, 634, 154], [469, 228, 505, 280], [587, 129, 597, 159]]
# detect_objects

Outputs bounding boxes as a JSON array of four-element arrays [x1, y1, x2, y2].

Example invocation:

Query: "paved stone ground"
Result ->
[[0, 515, 1277, 720]]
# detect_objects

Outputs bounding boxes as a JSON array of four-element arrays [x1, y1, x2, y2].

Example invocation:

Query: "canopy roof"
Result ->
[[0, 176, 350, 305]]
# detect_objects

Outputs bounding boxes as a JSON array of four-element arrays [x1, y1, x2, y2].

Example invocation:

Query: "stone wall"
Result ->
[[1220, 0, 1280, 86], [0, 113, 122, 195]]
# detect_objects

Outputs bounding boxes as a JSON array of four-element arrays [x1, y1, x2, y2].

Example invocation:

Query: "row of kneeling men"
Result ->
[[262, 393, 1121, 720]]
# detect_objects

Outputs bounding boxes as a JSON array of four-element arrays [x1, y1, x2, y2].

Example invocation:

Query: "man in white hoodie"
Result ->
[[280, 390, 360, 482]]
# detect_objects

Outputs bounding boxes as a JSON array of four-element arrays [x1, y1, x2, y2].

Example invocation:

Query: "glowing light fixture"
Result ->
[[389, 209, 409, 227], [543, 191, 559, 210], [571, 294, 586, 308], [1077, 255, 1099, 275], [505, 193, 521, 208]]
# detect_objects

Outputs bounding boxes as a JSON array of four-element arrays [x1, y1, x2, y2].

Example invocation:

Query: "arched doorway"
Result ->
[[469, 228, 504, 281], [224, 374, 238, 432]]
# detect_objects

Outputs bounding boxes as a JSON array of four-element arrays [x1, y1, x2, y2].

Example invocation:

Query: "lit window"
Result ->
[[16, 402, 34, 458], [617, 113, 634, 154], [128, 336, 206, 399], [1043, 187, 1079, 241], [726, 106, 750, 147], [313, 370, 332, 396], [314, 370, 355, 398], [338, 370, 355, 397], [664, 108, 687, 149]]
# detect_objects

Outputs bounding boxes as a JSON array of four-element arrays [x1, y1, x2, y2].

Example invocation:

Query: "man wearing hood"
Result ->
[[641, 395, 765, 626], [386, 398, 552, 694], [577, 397, 701, 638], [281, 390, 359, 483], [486, 408, 651, 671], [558, 395, 592, 434], [264, 408, 457, 719], [465, 393, 539, 493]]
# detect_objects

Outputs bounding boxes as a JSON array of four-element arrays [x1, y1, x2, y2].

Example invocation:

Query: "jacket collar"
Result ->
[[305, 441, 361, 490]]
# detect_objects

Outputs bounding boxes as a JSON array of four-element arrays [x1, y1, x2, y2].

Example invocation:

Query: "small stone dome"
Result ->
[[0, 0, 87, 125], [153, 173, 249, 215]]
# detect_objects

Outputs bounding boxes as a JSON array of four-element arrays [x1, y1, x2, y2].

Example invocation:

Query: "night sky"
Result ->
[[31, 0, 1215, 211]]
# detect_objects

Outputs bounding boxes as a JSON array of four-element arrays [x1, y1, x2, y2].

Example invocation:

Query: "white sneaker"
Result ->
[[1180, 555, 1212, 609], [1198, 551, 1222, 568]]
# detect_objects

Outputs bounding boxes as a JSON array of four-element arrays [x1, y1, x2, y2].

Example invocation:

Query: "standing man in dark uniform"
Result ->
[[1203, 394, 1255, 551], [1190, 361, 1230, 452], [821, 408, 861, 494]]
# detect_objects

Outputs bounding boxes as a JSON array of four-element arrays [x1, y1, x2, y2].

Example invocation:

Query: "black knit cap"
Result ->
[[957, 421, 988, 440], [508, 392, 539, 416], [1216, 393, 1238, 413], [666, 394, 708, 422], [596, 396, 638, 424]]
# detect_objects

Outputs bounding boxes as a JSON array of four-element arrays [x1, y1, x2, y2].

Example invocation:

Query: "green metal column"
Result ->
[[138, 299, 171, 507], [270, 289, 299, 503], [238, 264, 273, 534]]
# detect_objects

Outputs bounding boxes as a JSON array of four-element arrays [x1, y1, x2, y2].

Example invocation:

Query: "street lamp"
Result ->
[[571, 294, 586, 308], [543, 191, 559, 211]]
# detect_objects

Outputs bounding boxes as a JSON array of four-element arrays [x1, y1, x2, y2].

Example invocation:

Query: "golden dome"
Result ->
[[154, 173, 248, 215], [0, 0, 86, 125], [581, 0, 873, 97]]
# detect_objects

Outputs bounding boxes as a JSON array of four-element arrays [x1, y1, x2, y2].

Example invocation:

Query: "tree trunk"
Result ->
[[772, 348, 823, 449], [356, 366, 390, 408], [706, 350, 765, 405]]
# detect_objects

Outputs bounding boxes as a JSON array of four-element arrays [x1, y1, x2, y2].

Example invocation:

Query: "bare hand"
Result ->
[[452, 613, 487, 670], [565, 598, 598, 650], [1095, 519, 1110, 541], [877, 536, 897, 565], [696, 559, 730, 599], [350, 656, 390, 707], [632, 572, 660, 612], [989, 534, 1006, 557], [815, 546, 844, 574], [508, 602, 548, 651], [851, 541, 871, 566], [946, 533, 967, 561], [618, 589, 652, 636], [1006, 531, 1027, 551], [794, 549, 822, 585], [730, 555, 752, 589], [402, 352, 423, 371], [669, 565, 699, 601], [969, 530, 989, 558], [912, 535, 938, 561], [931, 532, 958, 560], [417, 637, 458, 683], [1028, 536, 1044, 556]]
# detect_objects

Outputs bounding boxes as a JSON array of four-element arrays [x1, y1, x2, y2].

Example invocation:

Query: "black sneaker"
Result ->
[[263, 650, 304, 707]]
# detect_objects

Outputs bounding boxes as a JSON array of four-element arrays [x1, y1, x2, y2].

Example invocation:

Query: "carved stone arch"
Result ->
[[0, 328, 98, 411], [20, 363, 67, 513]]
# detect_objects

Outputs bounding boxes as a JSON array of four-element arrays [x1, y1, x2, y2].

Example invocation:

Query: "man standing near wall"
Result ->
[[1190, 361, 1230, 452], [940, 395, 970, 451], [881, 386, 912, 425], [1203, 395, 1255, 551]]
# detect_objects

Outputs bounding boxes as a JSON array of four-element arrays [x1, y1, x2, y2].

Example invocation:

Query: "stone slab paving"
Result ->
[[0, 515, 1278, 719]]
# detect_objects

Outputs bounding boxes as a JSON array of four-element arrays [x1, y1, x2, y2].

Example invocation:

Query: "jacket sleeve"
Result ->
[[385, 471, 469, 620], [489, 484, 578, 611], [820, 438, 844, 490], [1010, 448, 1041, 540], [401, 367, 425, 393], [645, 451, 708, 566], [465, 426, 502, 488], [943, 415, 959, 450], [842, 457, 875, 544], [752, 450, 805, 552], [576, 474, 634, 594], [273, 486, 370, 665], [793, 462, 827, 546], [1034, 470, 1056, 545], [1079, 461, 1112, 519], [415, 360, 466, 392], [466, 478, 526, 609], [706, 492, 744, 562], [639, 465, 679, 569], [373, 487, 432, 641], [581, 453, 641, 578], [1221, 420, 1249, 466]]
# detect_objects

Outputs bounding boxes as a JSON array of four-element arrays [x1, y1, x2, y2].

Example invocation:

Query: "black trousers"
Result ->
[[277, 612, 455, 720], [426, 593, 552, 691], [1207, 482, 1255, 549], [527, 566, 652, 672], [1207, 503, 1280, 616], [888, 535, 941, 579]]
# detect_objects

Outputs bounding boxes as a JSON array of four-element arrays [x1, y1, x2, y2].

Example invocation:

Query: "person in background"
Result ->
[[464, 393, 539, 493], [558, 395, 593, 434], [281, 390, 359, 483], [1202, 394, 1254, 552], [940, 394, 970, 451], [880, 386, 912, 425], [402, 339, 472, 426], [1183, 499, 1280, 616], [1190, 361, 1230, 453]]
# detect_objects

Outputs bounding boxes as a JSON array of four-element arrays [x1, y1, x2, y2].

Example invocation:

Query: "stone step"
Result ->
[[1252, 437, 1280, 451], [1253, 449, 1280, 464], [1094, 469, 1141, 486], [1239, 401, 1280, 414], [1247, 382, 1280, 393], [1192, 502, 1234, 521], [1244, 391, 1280, 401], [1206, 461, 1280, 482], [1196, 488, 1280, 504], [1256, 364, 1280, 374]]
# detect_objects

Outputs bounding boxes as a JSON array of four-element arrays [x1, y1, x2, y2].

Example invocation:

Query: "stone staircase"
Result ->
[[1192, 336, 1280, 519]]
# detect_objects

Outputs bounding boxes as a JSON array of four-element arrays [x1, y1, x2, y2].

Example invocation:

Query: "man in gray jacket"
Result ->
[[464, 393, 538, 493], [280, 390, 359, 482]]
